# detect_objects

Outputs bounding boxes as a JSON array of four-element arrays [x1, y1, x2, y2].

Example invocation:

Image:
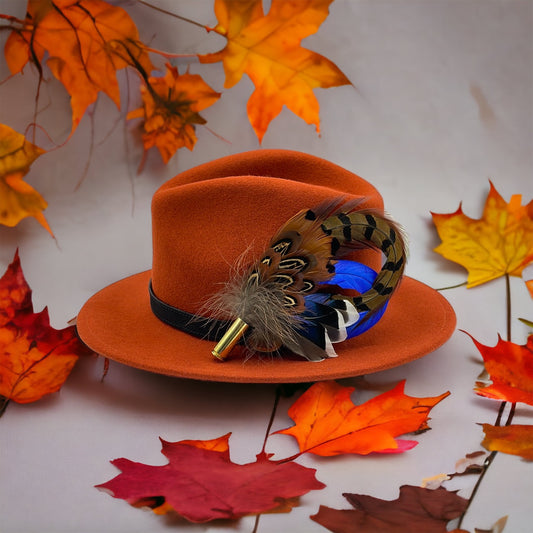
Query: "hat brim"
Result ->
[[77, 271, 455, 383]]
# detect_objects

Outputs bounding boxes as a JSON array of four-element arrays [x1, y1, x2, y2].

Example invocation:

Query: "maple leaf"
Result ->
[[96, 433, 325, 523], [468, 333, 533, 406], [431, 182, 533, 288], [310, 485, 469, 533], [0, 250, 90, 405], [524, 264, 533, 299], [526, 279, 533, 298], [0, 309, 82, 403], [4, 0, 154, 130], [481, 424, 533, 461], [127, 63, 220, 165], [473, 515, 508, 533], [199, 0, 351, 142], [454, 450, 488, 475], [0, 249, 32, 327], [275, 380, 450, 456], [0, 124, 51, 234]]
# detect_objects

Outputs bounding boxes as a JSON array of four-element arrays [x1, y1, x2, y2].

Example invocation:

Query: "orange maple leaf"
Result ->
[[0, 124, 51, 234], [0, 250, 90, 406], [275, 380, 450, 456], [524, 264, 533, 299], [4, 0, 153, 130], [127, 64, 220, 165], [199, 0, 351, 142], [432, 182, 533, 288], [481, 423, 533, 460], [469, 333, 533, 406]]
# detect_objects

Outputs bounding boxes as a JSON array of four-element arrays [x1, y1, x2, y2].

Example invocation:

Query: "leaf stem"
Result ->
[[494, 400, 507, 427], [505, 402, 516, 427], [0, 14, 27, 25], [435, 281, 468, 291], [250, 388, 283, 533], [261, 387, 281, 454], [0, 396, 9, 418], [505, 273, 511, 342], [251, 514, 261, 533], [136, 0, 207, 30]]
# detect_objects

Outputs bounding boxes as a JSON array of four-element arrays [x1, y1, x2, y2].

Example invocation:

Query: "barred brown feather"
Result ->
[[208, 198, 407, 361]]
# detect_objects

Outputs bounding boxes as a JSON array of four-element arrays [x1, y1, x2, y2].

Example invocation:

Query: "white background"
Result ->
[[1, 1, 532, 532]]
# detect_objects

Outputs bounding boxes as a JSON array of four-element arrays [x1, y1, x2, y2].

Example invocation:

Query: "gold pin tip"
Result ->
[[212, 318, 249, 361]]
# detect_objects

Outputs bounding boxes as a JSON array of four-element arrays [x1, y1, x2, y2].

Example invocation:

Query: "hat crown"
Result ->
[[150, 150, 383, 315]]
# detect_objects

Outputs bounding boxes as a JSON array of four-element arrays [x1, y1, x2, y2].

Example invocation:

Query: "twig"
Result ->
[[505, 273, 511, 342], [136, 0, 207, 30], [252, 388, 282, 533], [260, 387, 281, 454], [457, 273, 515, 528], [0, 396, 9, 418], [251, 513, 261, 533]]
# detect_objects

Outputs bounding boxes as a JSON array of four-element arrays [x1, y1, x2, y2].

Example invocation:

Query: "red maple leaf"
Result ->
[[0, 250, 91, 407], [468, 333, 533, 406], [96, 433, 325, 523], [0, 249, 32, 326]]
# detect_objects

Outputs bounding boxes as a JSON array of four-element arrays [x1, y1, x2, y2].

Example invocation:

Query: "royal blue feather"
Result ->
[[302, 260, 388, 341], [327, 259, 377, 293]]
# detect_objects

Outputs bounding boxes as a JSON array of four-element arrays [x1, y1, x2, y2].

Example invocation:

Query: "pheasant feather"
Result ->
[[209, 199, 407, 361]]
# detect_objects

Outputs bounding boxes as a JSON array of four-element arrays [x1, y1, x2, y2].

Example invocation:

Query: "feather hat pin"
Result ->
[[208, 198, 407, 362]]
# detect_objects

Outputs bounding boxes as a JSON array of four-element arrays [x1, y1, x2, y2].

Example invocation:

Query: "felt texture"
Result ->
[[150, 150, 382, 313], [77, 271, 455, 382], [77, 149, 456, 383]]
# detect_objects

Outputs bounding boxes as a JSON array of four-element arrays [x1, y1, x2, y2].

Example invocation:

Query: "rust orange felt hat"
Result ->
[[77, 149, 455, 383]]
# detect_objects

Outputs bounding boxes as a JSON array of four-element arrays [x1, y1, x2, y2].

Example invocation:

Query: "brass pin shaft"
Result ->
[[212, 318, 249, 361]]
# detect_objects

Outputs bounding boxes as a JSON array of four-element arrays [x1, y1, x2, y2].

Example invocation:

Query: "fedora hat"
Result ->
[[77, 149, 455, 383]]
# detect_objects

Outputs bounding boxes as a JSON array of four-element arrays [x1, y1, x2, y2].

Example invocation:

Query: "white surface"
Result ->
[[1, 1, 533, 532]]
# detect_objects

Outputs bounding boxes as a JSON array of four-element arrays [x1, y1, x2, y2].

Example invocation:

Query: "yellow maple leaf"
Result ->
[[127, 64, 220, 164], [432, 182, 533, 287], [0, 124, 51, 235], [199, 0, 351, 142]]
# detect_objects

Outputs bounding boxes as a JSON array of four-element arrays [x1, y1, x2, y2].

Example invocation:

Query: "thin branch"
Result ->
[[457, 272, 515, 528], [261, 387, 281, 454], [0, 14, 27, 26], [457, 450, 498, 528], [505, 402, 516, 427], [251, 514, 261, 533], [505, 273, 511, 342], [75, 103, 96, 190], [136, 0, 207, 30], [494, 400, 507, 427], [0, 396, 9, 418], [250, 387, 282, 533]]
